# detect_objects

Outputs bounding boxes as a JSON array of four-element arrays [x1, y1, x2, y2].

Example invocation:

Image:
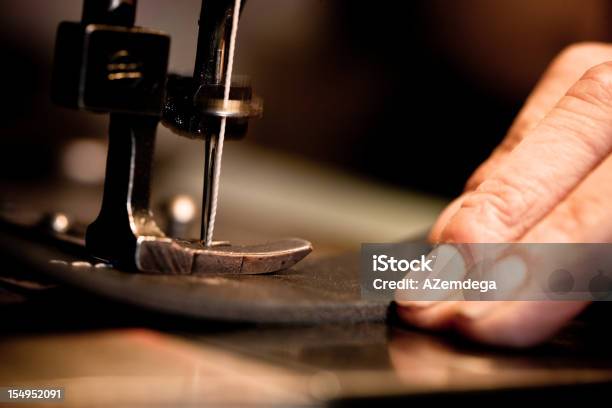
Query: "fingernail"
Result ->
[[457, 254, 528, 320], [484, 254, 528, 300], [395, 244, 467, 305]]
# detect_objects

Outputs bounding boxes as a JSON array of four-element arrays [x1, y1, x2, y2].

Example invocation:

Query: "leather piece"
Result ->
[[0, 229, 430, 323]]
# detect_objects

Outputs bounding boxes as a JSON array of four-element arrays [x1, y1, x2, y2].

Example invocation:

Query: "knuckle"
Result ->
[[550, 43, 612, 95], [581, 61, 612, 92], [474, 178, 529, 222], [442, 178, 529, 243], [464, 179, 529, 235], [565, 65, 612, 115]]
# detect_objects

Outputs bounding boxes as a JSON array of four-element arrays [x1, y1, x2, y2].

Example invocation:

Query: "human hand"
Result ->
[[396, 43, 612, 347]]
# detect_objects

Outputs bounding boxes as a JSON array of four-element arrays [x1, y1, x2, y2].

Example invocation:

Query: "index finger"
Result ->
[[430, 43, 612, 243], [441, 61, 612, 243]]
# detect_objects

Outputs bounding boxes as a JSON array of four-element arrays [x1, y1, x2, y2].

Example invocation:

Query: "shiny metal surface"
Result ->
[[1, 320, 612, 407], [135, 236, 312, 275]]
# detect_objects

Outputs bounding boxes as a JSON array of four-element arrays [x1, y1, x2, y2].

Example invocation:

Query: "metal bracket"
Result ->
[[55, 0, 312, 275]]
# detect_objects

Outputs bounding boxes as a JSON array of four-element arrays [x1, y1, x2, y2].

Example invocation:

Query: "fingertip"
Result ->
[[454, 315, 551, 348], [452, 301, 590, 348], [396, 301, 462, 331]]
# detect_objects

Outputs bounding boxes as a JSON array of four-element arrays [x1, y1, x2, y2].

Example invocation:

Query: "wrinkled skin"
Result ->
[[397, 43, 612, 348]]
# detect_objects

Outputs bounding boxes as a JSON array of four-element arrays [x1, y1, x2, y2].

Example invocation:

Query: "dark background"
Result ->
[[1, 0, 611, 198]]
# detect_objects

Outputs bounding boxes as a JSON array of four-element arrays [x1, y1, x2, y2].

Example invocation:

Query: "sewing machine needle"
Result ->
[[200, 134, 216, 243], [200, 0, 242, 247]]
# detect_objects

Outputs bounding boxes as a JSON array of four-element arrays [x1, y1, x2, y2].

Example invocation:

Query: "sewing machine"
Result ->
[[2, 0, 612, 406]]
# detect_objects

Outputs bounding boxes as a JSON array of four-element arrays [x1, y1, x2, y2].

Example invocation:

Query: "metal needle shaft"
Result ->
[[200, 134, 216, 243], [196, 0, 242, 246]]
